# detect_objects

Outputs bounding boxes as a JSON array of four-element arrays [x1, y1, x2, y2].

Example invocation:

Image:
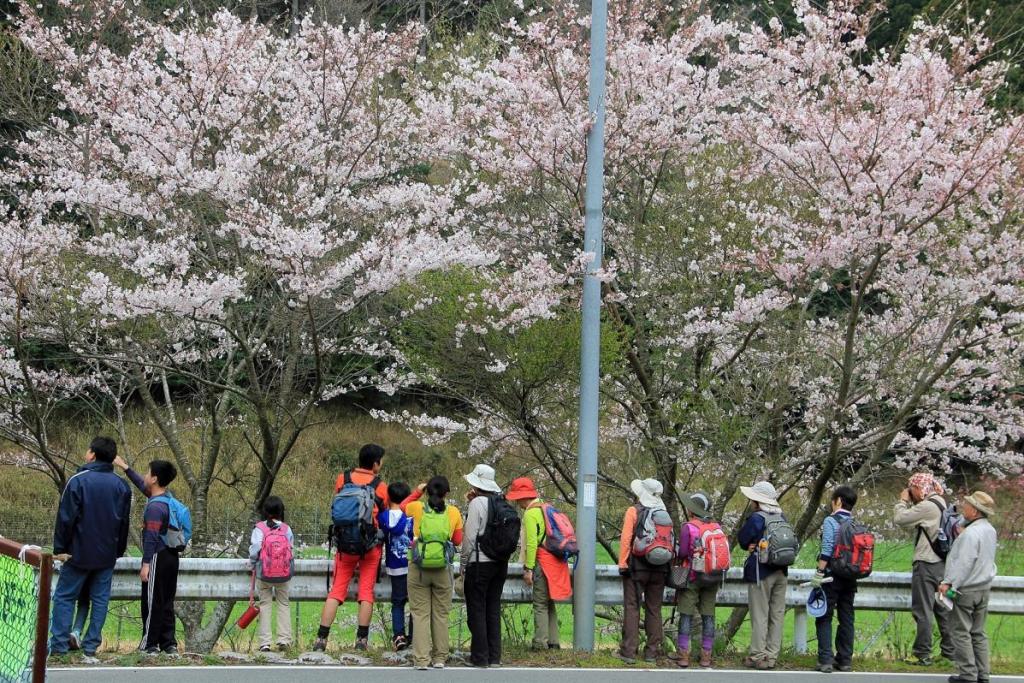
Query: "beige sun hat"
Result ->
[[740, 480, 780, 507], [464, 463, 502, 493], [630, 478, 665, 509], [964, 491, 996, 517]]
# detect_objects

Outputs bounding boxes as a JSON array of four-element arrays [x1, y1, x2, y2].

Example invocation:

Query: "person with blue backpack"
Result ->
[[139, 459, 191, 655], [379, 481, 414, 651], [313, 444, 390, 652], [506, 477, 574, 652], [249, 496, 294, 652]]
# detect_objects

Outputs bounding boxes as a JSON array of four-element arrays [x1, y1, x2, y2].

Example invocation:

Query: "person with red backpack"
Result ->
[[675, 491, 729, 669], [507, 477, 574, 651], [617, 478, 673, 665], [248, 496, 294, 652], [812, 485, 870, 673]]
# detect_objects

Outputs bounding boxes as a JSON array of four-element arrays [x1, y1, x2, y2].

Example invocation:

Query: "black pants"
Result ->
[[816, 577, 856, 666], [465, 561, 508, 666], [141, 548, 180, 651]]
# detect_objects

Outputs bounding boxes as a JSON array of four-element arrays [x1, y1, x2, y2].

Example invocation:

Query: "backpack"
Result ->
[[411, 506, 455, 569], [688, 520, 731, 587], [540, 503, 578, 562], [385, 512, 413, 565], [256, 521, 293, 583], [631, 506, 675, 566], [919, 498, 962, 560], [756, 511, 798, 567], [830, 514, 874, 580], [330, 472, 383, 555], [476, 494, 521, 562], [148, 492, 192, 552]]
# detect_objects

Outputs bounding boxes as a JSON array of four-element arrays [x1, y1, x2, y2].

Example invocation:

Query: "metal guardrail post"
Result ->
[[793, 606, 808, 654]]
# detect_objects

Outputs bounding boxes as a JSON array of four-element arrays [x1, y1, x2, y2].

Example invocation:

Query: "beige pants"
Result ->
[[408, 563, 453, 667], [748, 570, 786, 664], [257, 579, 291, 648], [532, 564, 560, 648]]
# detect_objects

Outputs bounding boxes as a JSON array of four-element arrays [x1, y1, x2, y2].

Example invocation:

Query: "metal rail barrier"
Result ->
[[93, 559, 1024, 654]]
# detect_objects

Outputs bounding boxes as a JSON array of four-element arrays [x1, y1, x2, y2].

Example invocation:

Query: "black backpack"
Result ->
[[476, 494, 521, 562]]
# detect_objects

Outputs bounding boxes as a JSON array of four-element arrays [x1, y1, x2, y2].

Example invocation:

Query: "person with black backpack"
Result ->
[[812, 485, 871, 673], [738, 480, 797, 670], [460, 464, 519, 668], [894, 471, 955, 665], [313, 444, 389, 652], [617, 478, 673, 665]]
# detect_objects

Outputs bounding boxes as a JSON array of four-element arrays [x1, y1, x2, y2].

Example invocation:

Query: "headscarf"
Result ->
[[908, 472, 942, 498]]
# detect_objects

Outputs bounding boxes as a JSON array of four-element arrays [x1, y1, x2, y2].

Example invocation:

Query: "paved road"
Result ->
[[47, 666, 1024, 682]]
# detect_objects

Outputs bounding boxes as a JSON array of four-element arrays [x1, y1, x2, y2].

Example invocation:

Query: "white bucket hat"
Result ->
[[630, 478, 665, 509], [740, 480, 780, 507], [464, 463, 502, 493]]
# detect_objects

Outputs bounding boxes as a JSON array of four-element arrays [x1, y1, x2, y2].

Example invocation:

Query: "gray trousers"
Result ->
[[911, 560, 954, 658], [951, 588, 990, 682], [748, 570, 787, 664]]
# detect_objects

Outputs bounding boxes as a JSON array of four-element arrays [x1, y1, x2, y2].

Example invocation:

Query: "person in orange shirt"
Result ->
[[312, 444, 390, 652]]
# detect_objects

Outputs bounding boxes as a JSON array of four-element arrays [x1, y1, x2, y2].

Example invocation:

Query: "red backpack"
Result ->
[[540, 503, 578, 561], [256, 521, 294, 583], [687, 520, 731, 586], [830, 514, 874, 580]]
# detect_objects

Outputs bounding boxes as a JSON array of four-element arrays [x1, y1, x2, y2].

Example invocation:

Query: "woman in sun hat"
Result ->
[[737, 480, 791, 670], [460, 464, 512, 667], [616, 478, 670, 664]]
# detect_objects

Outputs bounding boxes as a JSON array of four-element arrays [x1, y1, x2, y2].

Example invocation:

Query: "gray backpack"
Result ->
[[756, 511, 798, 567]]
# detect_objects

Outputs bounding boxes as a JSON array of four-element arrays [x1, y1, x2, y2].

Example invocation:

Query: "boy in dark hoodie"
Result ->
[[379, 481, 414, 650]]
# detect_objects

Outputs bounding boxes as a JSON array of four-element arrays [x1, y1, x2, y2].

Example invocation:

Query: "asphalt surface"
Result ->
[[46, 666, 1024, 683]]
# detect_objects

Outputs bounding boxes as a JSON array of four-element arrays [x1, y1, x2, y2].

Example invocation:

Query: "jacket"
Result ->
[[943, 517, 997, 592], [461, 495, 495, 565], [53, 461, 133, 570], [378, 508, 413, 575], [894, 495, 945, 564], [737, 510, 788, 583]]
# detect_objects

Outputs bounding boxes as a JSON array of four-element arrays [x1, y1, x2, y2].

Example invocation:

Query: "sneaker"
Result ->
[[162, 646, 178, 656], [277, 643, 290, 651], [908, 656, 933, 666], [836, 663, 852, 672], [756, 659, 776, 670], [68, 632, 82, 651], [81, 655, 100, 665], [259, 645, 272, 652], [615, 653, 636, 665], [142, 647, 160, 656], [393, 634, 409, 652], [743, 656, 759, 668], [311, 637, 327, 652], [817, 662, 833, 673], [432, 661, 445, 669], [354, 636, 368, 651], [547, 644, 560, 650], [415, 664, 429, 671]]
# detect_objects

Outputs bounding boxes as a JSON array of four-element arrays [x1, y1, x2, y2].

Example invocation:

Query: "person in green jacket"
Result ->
[[507, 477, 571, 650]]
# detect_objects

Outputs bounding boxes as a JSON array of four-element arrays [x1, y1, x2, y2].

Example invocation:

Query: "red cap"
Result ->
[[506, 477, 539, 501]]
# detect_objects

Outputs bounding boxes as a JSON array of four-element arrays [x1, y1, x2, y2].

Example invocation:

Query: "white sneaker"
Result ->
[[81, 656, 100, 665], [432, 661, 446, 669], [69, 632, 81, 651]]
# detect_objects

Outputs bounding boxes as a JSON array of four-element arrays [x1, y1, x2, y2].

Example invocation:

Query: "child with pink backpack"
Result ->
[[674, 491, 730, 669], [248, 496, 295, 651]]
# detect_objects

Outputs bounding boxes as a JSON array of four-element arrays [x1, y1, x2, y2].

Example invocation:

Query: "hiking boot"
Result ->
[[81, 655, 100, 665], [162, 646, 178, 656], [547, 644, 560, 650], [817, 662, 833, 673], [836, 663, 852, 672], [354, 636, 368, 651], [393, 634, 408, 652], [142, 647, 160, 656], [68, 632, 82, 651], [908, 656, 933, 666], [756, 659, 775, 670], [259, 645, 272, 653], [744, 656, 759, 668], [700, 649, 712, 668], [311, 637, 327, 652], [676, 650, 689, 668], [615, 652, 636, 665]]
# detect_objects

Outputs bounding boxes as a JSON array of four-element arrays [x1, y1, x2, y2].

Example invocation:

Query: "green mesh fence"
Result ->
[[0, 551, 40, 683]]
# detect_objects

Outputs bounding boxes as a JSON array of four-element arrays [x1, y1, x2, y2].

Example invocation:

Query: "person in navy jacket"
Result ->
[[49, 437, 133, 657]]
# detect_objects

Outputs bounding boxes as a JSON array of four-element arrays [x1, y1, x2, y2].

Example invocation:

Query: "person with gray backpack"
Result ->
[[894, 471, 956, 665], [738, 481, 797, 670]]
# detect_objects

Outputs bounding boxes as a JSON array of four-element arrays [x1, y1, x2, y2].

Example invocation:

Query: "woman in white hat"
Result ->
[[460, 464, 516, 668], [736, 481, 795, 670], [616, 478, 670, 664]]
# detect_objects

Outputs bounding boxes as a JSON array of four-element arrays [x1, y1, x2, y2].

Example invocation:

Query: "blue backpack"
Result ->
[[148, 492, 192, 552], [330, 472, 383, 555]]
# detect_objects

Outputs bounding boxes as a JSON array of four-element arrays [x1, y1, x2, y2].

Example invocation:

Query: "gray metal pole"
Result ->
[[573, 0, 608, 653]]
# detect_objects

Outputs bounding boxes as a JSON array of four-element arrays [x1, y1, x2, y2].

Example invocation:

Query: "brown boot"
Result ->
[[700, 649, 712, 668], [676, 650, 689, 668]]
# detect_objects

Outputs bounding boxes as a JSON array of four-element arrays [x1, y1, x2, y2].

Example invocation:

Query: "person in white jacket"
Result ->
[[939, 491, 997, 683]]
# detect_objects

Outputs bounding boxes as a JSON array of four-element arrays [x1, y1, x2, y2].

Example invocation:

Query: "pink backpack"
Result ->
[[257, 521, 293, 583]]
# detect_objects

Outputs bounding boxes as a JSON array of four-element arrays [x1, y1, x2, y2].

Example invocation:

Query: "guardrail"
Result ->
[[97, 559, 1024, 654]]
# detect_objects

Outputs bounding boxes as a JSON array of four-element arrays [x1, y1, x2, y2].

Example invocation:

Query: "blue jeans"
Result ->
[[50, 564, 114, 655], [72, 573, 95, 637], [390, 573, 409, 637]]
